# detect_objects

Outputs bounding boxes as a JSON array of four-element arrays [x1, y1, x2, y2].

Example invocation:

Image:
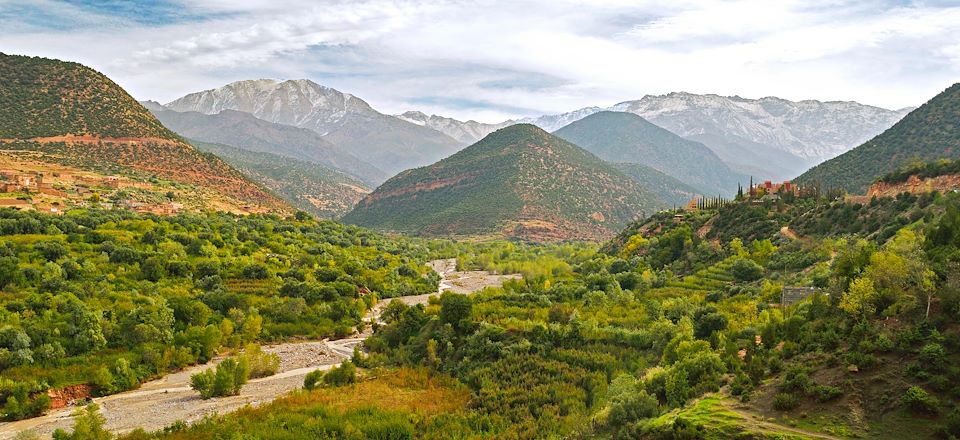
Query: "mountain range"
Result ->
[[390, 95, 909, 181], [795, 83, 960, 194], [164, 79, 462, 176], [342, 124, 665, 241]]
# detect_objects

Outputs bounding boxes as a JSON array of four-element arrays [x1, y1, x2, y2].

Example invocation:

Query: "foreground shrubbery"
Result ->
[[190, 357, 249, 399], [304, 361, 357, 390], [0, 208, 439, 418]]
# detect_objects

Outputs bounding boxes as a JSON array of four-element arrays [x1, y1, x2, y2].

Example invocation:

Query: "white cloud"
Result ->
[[1, 0, 958, 122]]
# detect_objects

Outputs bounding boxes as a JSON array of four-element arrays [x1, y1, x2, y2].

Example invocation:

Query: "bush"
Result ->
[[242, 344, 280, 379], [902, 386, 938, 413], [937, 407, 960, 438], [919, 343, 946, 372], [241, 264, 269, 280], [303, 369, 324, 390], [779, 366, 812, 394], [323, 361, 357, 387], [51, 404, 110, 440], [773, 392, 800, 411], [2, 383, 51, 421], [730, 258, 764, 282], [812, 385, 843, 402], [190, 357, 249, 399], [607, 390, 659, 426]]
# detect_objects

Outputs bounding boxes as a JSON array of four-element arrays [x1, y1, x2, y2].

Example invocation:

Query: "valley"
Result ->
[[0, 259, 518, 439], [0, 8, 958, 438]]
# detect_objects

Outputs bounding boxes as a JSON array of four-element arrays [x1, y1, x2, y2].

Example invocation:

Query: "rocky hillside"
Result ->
[[795, 84, 960, 194], [0, 53, 286, 212], [165, 79, 462, 176], [152, 108, 386, 185], [342, 124, 665, 241], [554, 111, 745, 196]]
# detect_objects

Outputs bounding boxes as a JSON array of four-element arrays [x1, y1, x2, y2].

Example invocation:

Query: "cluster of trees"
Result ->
[[0, 208, 438, 419]]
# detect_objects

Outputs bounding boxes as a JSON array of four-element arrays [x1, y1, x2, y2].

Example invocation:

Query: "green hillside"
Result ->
[[611, 162, 701, 207], [795, 83, 960, 194], [342, 124, 667, 241], [0, 53, 177, 139], [191, 140, 370, 218], [554, 111, 746, 195], [0, 53, 286, 211]]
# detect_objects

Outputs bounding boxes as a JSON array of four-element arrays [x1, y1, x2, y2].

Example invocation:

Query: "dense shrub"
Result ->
[[902, 386, 938, 413], [190, 358, 250, 399], [323, 361, 357, 387], [730, 258, 764, 282], [242, 344, 280, 379], [773, 392, 800, 411], [303, 369, 324, 390]]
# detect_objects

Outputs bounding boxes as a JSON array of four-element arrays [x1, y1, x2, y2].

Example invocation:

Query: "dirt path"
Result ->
[[718, 398, 845, 440], [0, 259, 516, 439]]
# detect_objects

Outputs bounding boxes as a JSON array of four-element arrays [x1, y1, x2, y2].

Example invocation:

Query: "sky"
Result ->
[[2, 0, 959, 122]]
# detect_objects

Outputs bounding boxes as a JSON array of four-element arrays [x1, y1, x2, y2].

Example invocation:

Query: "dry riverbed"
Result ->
[[0, 259, 519, 439]]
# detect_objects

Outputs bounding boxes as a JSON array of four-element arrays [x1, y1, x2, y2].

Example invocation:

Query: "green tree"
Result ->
[[439, 292, 473, 334], [841, 277, 877, 321]]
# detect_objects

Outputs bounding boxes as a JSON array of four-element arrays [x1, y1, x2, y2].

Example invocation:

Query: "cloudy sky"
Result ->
[[2, 0, 959, 122]]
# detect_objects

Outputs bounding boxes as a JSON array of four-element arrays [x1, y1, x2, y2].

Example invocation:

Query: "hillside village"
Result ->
[[0, 154, 184, 215]]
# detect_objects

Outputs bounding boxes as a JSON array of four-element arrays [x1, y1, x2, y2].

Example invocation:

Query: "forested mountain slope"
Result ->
[[343, 124, 665, 241]]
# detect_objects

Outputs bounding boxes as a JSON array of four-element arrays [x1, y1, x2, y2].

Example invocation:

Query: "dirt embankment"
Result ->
[[868, 174, 960, 198], [0, 259, 518, 439]]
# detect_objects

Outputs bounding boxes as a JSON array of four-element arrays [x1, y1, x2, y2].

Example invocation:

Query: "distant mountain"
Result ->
[[151, 108, 386, 185], [795, 84, 960, 194], [399, 94, 904, 180], [396, 111, 508, 144], [610, 162, 700, 208], [611, 93, 910, 179], [165, 79, 462, 176], [554, 111, 745, 196], [139, 100, 167, 112], [342, 124, 665, 241], [190, 140, 369, 218], [0, 53, 285, 212], [515, 107, 604, 132]]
